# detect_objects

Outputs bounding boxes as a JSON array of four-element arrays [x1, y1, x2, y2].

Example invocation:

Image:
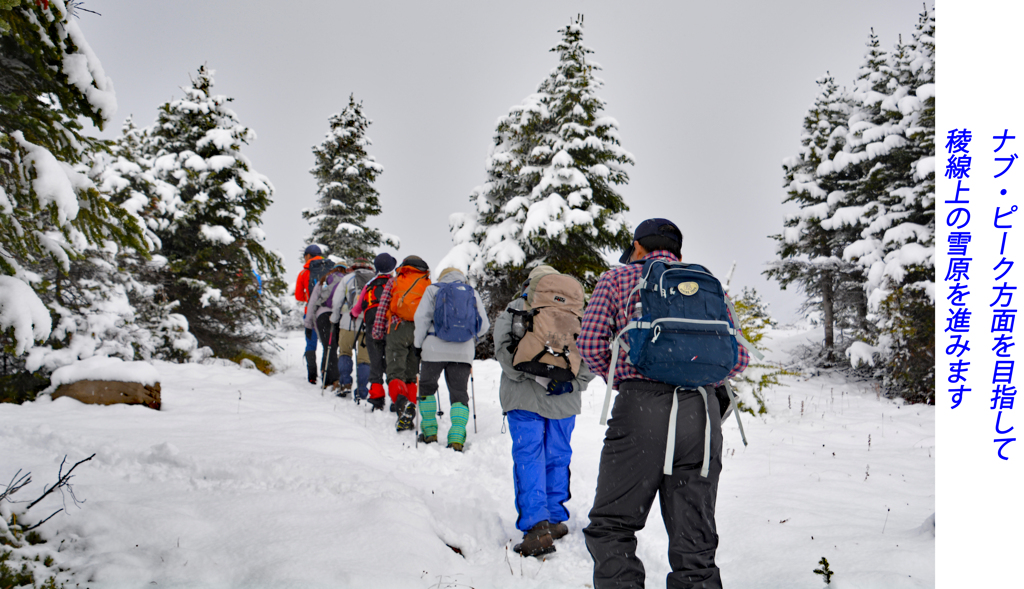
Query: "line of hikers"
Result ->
[[294, 218, 755, 589], [296, 245, 487, 451]]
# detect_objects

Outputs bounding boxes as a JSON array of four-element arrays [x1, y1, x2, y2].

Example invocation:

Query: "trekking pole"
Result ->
[[320, 327, 335, 397], [724, 382, 748, 446], [470, 367, 477, 434]]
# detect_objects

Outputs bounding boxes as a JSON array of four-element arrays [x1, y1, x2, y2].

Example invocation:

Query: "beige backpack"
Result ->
[[510, 273, 585, 382]]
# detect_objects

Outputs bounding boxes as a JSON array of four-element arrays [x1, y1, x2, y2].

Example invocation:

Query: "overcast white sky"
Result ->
[[81, 0, 929, 322]]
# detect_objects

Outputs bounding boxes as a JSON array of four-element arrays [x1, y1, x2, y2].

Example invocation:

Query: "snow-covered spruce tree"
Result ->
[[828, 16, 935, 402], [778, 9, 935, 402], [444, 15, 633, 356], [0, 0, 149, 399], [867, 8, 935, 402], [80, 118, 200, 363], [766, 74, 868, 365], [144, 66, 286, 358], [304, 95, 396, 262]]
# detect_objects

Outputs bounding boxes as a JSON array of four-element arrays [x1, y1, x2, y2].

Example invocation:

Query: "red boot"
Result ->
[[388, 379, 407, 407], [369, 382, 386, 400], [405, 381, 418, 404], [367, 383, 386, 411]]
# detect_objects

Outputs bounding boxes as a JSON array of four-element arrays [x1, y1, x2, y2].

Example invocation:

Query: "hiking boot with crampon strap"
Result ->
[[395, 398, 416, 432]]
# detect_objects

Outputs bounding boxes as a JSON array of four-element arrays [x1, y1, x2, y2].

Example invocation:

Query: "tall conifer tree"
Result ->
[[871, 7, 935, 401], [770, 7, 935, 401], [767, 74, 864, 363], [304, 95, 395, 261], [144, 66, 285, 357], [0, 0, 148, 392], [446, 15, 633, 354]]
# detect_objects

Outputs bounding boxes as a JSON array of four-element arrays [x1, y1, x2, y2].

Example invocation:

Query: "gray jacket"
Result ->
[[494, 297, 594, 420], [413, 270, 490, 364], [303, 272, 343, 329], [330, 269, 374, 332]]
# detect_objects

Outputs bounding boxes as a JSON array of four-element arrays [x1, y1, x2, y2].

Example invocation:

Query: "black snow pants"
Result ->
[[583, 380, 723, 589], [418, 360, 471, 406], [367, 335, 387, 385], [315, 313, 339, 386]]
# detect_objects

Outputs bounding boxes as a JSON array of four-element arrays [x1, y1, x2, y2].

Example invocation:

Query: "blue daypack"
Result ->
[[628, 261, 739, 387], [432, 282, 481, 343], [600, 259, 763, 424]]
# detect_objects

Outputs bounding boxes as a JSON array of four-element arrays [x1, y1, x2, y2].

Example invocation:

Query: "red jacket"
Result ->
[[295, 256, 324, 313]]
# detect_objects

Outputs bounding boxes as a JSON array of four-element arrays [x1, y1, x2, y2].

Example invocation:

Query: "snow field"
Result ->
[[0, 326, 933, 588]]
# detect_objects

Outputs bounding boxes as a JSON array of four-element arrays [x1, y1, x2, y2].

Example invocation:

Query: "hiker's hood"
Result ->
[[437, 268, 467, 284], [302, 256, 323, 270]]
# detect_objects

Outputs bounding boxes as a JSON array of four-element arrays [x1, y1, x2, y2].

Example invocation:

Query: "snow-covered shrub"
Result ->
[[1, 454, 93, 589], [729, 288, 799, 415]]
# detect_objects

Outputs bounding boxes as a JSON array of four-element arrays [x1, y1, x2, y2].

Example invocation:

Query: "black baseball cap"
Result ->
[[618, 218, 682, 263], [304, 244, 322, 257]]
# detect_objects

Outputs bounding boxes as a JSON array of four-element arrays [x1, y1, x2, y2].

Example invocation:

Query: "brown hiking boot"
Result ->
[[549, 522, 568, 540], [448, 442, 463, 452], [513, 520, 555, 557]]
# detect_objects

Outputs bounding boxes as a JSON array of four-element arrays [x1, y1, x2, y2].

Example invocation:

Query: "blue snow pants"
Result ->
[[304, 325, 318, 352], [506, 409, 575, 533]]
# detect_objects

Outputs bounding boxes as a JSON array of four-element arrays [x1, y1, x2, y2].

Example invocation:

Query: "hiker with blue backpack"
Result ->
[[494, 265, 595, 557], [412, 267, 490, 452], [578, 218, 755, 589], [330, 258, 375, 401]]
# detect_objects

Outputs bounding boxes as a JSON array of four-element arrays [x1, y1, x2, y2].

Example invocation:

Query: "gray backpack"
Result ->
[[345, 269, 374, 311]]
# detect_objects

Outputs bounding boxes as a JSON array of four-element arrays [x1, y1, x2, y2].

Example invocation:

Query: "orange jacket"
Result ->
[[295, 256, 324, 312]]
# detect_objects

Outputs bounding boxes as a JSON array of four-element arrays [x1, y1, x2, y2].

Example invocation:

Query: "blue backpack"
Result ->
[[629, 261, 739, 386], [431, 282, 481, 343], [599, 260, 763, 423]]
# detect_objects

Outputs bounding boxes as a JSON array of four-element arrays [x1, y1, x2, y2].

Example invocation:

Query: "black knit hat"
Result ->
[[373, 253, 397, 274]]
